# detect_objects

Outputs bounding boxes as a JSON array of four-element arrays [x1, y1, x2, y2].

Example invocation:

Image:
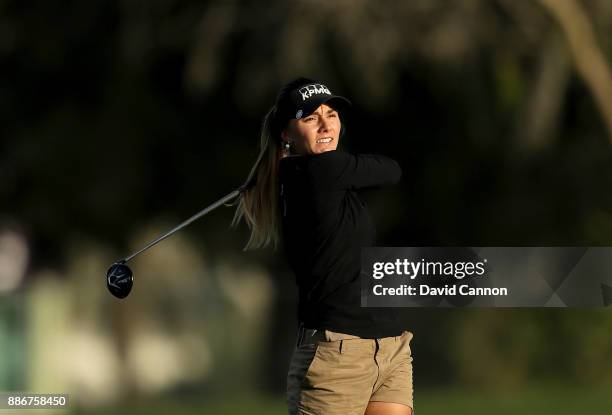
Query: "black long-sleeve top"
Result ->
[[278, 150, 404, 338]]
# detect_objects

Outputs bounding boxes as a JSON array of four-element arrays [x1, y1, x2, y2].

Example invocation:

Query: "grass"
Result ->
[[72, 382, 612, 415]]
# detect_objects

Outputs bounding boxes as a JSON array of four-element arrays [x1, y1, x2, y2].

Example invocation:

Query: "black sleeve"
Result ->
[[306, 150, 402, 190]]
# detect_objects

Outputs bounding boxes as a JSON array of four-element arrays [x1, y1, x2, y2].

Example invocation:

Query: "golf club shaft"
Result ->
[[122, 188, 242, 263]]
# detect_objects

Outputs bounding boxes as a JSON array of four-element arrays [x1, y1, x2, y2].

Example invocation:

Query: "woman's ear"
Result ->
[[281, 130, 290, 144]]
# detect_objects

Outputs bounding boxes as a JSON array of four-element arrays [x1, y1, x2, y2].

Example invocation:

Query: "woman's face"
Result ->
[[281, 103, 341, 155]]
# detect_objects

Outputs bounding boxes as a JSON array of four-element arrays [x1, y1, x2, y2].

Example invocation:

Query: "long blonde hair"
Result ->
[[232, 77, 320, 250], [231, 106, 284, 250]]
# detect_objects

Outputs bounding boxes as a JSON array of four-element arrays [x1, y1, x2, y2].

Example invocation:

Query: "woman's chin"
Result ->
[[312, 144, 337, 154]]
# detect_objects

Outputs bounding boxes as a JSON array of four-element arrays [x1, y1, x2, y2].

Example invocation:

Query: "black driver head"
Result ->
[[106, 262, 133, 299]]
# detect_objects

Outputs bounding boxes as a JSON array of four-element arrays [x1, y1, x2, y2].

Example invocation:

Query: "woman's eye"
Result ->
[[305, 117, 316, 122], [328, 113, 337, 118]]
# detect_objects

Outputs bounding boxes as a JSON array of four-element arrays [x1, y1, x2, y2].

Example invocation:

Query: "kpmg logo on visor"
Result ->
[[298, 84, 332, 101]]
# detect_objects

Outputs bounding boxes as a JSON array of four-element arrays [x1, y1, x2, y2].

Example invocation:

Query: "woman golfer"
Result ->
[[233, 78, 414, 415]]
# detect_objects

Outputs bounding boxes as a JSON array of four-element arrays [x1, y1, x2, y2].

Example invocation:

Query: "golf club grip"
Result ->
[[123, 188, 242, 263]]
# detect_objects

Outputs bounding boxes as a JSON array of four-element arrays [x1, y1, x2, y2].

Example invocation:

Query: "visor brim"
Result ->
[[299, 95, 352, 119]]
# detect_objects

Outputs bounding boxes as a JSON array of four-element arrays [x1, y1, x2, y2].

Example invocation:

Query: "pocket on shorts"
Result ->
[[301, 342, 341, 388], [401, 330, 414, 342], [294, 343, 319, 373], [300, 343, 320, 373], [401, 331, 414, 355]]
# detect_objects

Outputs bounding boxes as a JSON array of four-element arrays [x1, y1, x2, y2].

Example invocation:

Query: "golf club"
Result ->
[[106, 185, 245, 299], [105, 144, 268, 299]]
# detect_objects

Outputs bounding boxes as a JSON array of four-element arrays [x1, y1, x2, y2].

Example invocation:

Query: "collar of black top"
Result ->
[[276, 81, 352, 126]]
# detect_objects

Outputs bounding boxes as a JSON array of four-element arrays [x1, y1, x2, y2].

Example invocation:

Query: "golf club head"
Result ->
[[106, 262, 133, 299]]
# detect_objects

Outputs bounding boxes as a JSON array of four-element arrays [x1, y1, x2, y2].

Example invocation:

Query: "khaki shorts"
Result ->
[[287, 325, 414, 415]]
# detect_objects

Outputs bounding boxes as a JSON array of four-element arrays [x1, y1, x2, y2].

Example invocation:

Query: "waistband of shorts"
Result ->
[[296, 322, 407, 346], [296, 328, 364, 352]]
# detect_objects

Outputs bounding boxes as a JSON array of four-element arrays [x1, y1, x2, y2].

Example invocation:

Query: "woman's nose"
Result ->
[[319, 117, 331, 132]]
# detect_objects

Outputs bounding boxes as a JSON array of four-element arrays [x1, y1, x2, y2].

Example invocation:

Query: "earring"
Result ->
[[284, 142, 292, 153]]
